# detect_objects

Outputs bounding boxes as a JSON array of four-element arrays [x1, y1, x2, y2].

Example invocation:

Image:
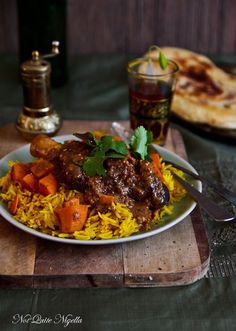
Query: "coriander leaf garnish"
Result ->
[[159, 51, 168, 70], [110, 139, 128, 155], [83, 151, 107, 176], [81, 134, 128, 176], [130, 126, 147, 160], [95, 136, 128, 154], [130, 126, 153, 160]]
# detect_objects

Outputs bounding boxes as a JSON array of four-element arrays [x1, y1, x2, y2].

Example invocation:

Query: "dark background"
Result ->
[[1, 0, 236, 127], [0, 0, 236, 56]]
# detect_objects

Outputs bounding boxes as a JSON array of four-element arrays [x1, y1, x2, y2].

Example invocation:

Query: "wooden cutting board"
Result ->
[[0, 121, 210, 288]]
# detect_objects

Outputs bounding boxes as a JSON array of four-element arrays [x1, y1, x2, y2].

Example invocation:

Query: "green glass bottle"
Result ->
[[17, 0, 67, 87]]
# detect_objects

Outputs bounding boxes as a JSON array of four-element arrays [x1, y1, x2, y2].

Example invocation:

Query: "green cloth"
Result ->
[[1, 279, 236, 331], [1, 54, 236, 330]]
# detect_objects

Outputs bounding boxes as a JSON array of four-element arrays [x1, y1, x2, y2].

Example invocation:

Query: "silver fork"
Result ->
[[172, 173, 235, 222], [163, 159, 236, 206]]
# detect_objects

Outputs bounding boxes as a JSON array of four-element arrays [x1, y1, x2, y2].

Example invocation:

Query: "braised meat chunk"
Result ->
[[105, 157, 169, 227]]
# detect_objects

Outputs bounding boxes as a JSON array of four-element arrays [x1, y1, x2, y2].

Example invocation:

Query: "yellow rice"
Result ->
[[0, 159, 186, 240]]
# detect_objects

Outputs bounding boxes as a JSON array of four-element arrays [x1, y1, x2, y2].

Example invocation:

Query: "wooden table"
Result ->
[[0, 121, 210, 288]]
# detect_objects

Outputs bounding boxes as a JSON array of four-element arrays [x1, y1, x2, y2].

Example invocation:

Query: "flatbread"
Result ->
[[146, 47, 236, 129]]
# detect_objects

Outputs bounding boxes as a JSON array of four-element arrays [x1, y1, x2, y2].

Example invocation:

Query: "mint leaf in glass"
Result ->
[[159, 51, 168, 70]]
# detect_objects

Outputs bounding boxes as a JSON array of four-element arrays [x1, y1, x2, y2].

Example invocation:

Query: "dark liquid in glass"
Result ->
[[129, 80, 173, 145]]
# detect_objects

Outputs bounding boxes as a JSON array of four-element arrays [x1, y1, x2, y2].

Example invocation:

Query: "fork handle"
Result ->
[[165, 160, 236, 205], [172, 173, 234, 222]]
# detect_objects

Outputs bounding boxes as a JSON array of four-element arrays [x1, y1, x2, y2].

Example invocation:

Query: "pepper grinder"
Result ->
[[16, 41, 62, 140]]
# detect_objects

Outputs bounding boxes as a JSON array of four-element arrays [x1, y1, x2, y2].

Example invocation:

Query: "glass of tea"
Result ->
[[127, 54, 179, 145]]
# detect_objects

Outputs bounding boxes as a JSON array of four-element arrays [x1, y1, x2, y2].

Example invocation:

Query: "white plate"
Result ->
[[0, 135, 201, 245]]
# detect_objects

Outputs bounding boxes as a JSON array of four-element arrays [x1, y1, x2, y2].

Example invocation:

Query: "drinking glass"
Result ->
[[127, 56, 179, 145]]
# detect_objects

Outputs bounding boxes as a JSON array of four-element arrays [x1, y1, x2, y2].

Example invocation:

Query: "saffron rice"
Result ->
[[0, 160, 186, 240]]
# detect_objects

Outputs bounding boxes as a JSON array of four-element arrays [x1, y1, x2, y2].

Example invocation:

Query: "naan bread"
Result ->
[[147, 47, 236, 129]]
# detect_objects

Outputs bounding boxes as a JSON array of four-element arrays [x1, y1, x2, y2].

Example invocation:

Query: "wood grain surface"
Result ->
[[1, 0, 236, 54], [0, 120, 210, 288]]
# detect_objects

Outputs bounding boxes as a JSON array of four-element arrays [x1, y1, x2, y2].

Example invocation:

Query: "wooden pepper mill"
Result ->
[[16, 41, 62, 140]]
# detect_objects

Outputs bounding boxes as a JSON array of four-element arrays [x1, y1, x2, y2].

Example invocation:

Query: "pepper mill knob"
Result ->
[[32, 50, 40, 61], [16, 41, 62, 140], [51, 41, 60, 55]]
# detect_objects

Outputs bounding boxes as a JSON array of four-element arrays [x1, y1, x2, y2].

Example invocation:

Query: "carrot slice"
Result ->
[[55, 204, 89, 233], [93, 130, 106, 140], [9, 194, 19, 215], [30, 159, 55, 178], [99, 194, 115, 204], [150, 152, 161, 168], [11, 163, 30, 182], [38, 173, 58, 196], [64, 198, 80, 208], [21, 173, 38, 192], [112, 135, 123, 142], [149, 152, 163, 180]]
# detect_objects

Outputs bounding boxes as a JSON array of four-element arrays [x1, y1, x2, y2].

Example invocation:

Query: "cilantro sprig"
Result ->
[[74, 133, 128, 176], [130, 126, 153, 160], [74, 126, 153, 177]]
